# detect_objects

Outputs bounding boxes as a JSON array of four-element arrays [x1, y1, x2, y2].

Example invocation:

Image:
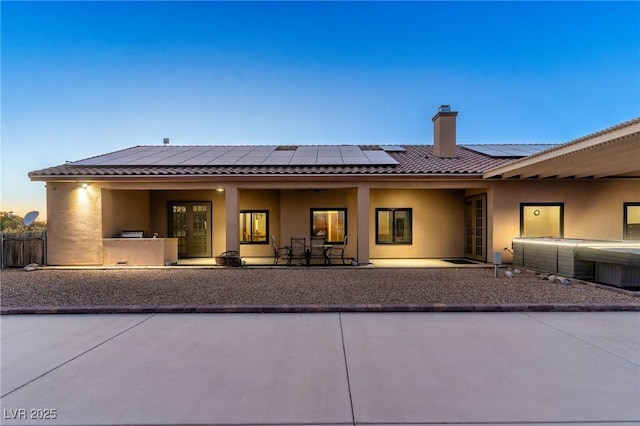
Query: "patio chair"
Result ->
[[309, 236, 328, 265], [271, 236, 290, 265], [326, 235, 348, 265], [288, 237, 307, 265]]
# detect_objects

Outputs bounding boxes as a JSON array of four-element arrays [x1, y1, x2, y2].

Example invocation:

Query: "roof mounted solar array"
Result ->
[[462, 144, 558, 157], [71, 145, 399, 167], [381, 145, 406, 152]]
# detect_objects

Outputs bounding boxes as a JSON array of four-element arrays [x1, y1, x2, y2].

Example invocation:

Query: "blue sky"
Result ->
[[2, 1, 639, 217]]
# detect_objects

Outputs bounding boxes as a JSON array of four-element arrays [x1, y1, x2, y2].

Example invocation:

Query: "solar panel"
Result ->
[[262, 151, 295, 165], [381, 145, 406, 152], [70, 145, 401, 166], [462, 144, 557, 157], [363, 150, 399, 165]]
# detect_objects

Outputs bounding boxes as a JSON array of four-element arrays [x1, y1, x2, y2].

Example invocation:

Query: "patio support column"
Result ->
[[357, 185, 370, 264], [224, 185, 240, 253]]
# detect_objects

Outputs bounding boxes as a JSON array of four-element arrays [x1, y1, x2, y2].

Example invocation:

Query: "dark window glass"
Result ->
[[376, 208, 412, 244], [239, 210, 268, 244], [310, 209, 346, 243]]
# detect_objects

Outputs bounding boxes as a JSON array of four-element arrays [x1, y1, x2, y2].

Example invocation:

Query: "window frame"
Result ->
[[309, 208, 347, 244], [623, 202, 640, 240], [375, 208, 413, 244], [239, 210, 269, 245], [519, 203, 564, 238]]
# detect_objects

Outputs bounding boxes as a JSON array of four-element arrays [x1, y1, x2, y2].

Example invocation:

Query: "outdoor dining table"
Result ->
[[286, 239, 332, 266]]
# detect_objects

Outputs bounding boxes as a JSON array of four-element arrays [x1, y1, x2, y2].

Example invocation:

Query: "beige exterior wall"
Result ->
[[102, 238, 178, 265], [46, 182, 103, 265], [102, 190, 151, 238], [490, 180, 640, 263], [369, 188, 465, 258], [43, 177, 639, 266]]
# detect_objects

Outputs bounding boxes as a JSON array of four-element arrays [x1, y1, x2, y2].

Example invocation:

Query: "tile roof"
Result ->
[[29, 145, 520, 179]]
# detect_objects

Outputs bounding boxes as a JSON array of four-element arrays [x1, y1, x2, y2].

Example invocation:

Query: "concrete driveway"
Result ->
[[1, 312, 639, 425]]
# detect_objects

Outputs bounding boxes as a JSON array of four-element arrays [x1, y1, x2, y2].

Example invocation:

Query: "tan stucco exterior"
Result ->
[[369, 188, 465, 258], [46, 182, 104, 265], [42, 176, 639, 266], [102, 189, 151, 238], [489, 179, 640, 262], [102, 238, 178, 266]]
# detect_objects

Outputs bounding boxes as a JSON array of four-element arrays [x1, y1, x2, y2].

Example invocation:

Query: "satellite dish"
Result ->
[[23, 211, 39, 226]]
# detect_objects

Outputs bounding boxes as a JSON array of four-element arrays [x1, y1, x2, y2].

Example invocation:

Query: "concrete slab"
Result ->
[[375, 424, 636, 426], [527, 311, 640, 364], [0, 313, 351, 425], [1, 314, 154, 395], [370, 258, 488, 268], [2, 312, 639, 426], [341, 312, 640, 424]]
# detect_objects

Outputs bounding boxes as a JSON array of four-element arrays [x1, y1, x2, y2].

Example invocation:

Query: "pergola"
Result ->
[[484, 117, 640, 179]]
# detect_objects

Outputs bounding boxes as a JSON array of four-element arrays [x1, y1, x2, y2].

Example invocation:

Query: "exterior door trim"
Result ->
[[168, 201, 212, 258], [465, 194, 487, 262]]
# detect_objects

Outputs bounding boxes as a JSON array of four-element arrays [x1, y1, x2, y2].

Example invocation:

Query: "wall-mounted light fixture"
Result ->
[[533, 209, 541, 216], [216, 188, 225, 192], [76, 182, 89, 189]]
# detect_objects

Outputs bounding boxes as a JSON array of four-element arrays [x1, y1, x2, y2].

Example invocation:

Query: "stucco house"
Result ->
[[29, 107, 640, 267]]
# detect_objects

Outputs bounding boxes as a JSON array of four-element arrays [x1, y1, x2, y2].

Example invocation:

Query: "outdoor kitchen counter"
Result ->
[[102, 238, 178, 266]]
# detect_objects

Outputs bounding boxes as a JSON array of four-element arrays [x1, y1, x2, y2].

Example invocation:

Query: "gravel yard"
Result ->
[[1, 266, 638, 307]]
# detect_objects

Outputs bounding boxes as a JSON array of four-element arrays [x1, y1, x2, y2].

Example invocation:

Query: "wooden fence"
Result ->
[[0, 231, 47, 268]]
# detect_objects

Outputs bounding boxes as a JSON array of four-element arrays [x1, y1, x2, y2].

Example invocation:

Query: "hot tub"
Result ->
[[512, 238, 640, 288]]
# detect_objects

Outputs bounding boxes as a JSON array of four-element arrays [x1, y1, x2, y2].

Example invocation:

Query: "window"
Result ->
[[376, 208, 412, 244], [310, 209, 346, 243], [624, 203, 640, 240], [520, 203, 564, 238], [239, 210, 268, 244]]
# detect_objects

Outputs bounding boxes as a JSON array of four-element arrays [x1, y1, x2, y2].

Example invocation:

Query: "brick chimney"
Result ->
[[432, 105, 458, 158]]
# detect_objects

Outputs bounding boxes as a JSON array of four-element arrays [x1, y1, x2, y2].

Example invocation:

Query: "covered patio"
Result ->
[[177, 257, 492, 268]]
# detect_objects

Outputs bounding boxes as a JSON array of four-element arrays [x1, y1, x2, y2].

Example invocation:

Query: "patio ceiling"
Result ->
[[483, 117, 640, 179]]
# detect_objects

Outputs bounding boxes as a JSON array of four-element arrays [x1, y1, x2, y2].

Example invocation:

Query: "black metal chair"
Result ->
[[327, 235, 348, 265], [288, 237, 307, 265], [309, 236, 328, 265], [271, 236, 290, 265]]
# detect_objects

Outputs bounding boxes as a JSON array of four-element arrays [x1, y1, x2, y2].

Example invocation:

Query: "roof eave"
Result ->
[[29, 172, 486, 183], [483, 117, 640, 179]]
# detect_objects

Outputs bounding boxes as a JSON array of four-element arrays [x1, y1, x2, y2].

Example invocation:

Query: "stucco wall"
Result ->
[[102, 238, 178, 265], [102, 190, 151, 238], [490, 180, 640, 263], [369, 188, 465, 258], [46, 182, 103, 265], [44, 178, 639, 266]]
